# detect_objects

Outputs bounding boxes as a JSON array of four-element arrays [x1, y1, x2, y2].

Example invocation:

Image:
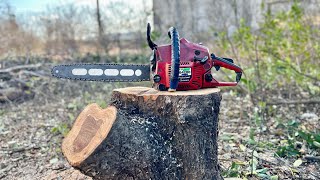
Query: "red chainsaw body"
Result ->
[[153, 38, 241, 91]]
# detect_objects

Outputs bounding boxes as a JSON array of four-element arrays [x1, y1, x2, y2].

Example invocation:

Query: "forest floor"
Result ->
[[0, 61, 319, 180]]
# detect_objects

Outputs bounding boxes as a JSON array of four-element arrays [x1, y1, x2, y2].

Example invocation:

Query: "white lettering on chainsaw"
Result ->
[[135, 69, 142, 76], [88, 69, 103, 76], [120, 69, 134, 76], [105, 69, 119, 76], [72, 68, 87, 75]]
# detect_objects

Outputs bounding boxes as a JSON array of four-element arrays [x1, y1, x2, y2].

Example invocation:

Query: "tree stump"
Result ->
[[62, 87, 222, 180]]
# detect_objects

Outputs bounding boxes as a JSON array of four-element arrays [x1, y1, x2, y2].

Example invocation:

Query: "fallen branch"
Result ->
[[266, 99, 320, 105], [304, 155, 320, 162], [18, 70, 50, 78], [10, 145, 40, 153], [0, 63, 42, 73]]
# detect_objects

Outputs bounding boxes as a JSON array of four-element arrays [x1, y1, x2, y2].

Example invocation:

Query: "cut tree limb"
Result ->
[[18, 70, 50, 78], [0, 63, 42, 73], [266, 99, 320, 105], [304, 155, 320, 162], [62, 104, 117, 166], [62, 87, 223, 179]]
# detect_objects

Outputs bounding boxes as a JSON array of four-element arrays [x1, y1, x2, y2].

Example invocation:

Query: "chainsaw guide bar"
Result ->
[[51, 64, 151, 82]]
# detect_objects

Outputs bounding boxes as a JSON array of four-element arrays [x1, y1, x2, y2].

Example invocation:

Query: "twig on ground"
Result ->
[[18, 70, 50, 78], [253, 154, 278, 166], [304, 155, 320, 162], [266, 99, 320, 105], [0, 63, 42, 73], [8, 145, 40, 154]]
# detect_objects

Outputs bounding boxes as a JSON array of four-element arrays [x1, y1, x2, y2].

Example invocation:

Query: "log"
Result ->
[[62, 87, 222, 179]]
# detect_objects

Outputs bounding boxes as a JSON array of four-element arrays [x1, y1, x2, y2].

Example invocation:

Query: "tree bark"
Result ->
[[62, 87, 222, 180]]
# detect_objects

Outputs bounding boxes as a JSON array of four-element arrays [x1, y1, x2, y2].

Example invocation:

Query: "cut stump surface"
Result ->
[[62, 87, 222, 179]]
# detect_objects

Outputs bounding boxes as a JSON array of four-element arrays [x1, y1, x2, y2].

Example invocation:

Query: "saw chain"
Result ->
[[51, 64, 151, 82]]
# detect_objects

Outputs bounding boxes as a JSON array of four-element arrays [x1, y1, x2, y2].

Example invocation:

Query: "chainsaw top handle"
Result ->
[[168, 27, 180, 91], [211, 53, 243, 84]]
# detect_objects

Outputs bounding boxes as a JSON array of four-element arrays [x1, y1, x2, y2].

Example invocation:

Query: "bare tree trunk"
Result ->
[[96, 0, 103, 39], [96, 0, 108, 56]]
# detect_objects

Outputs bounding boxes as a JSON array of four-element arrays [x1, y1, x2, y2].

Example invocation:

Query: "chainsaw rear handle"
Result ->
[[211, 53, 243, 84]]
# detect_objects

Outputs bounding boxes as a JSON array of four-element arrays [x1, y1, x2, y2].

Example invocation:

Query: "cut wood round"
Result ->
[[62, 104, 117, 166], [62, 87, 222, 179]]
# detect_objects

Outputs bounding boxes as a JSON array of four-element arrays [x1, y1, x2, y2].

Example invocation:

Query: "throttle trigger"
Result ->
[[236, 72, 242, 82]]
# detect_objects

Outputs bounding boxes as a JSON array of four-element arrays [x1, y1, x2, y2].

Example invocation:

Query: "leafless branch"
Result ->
[[266, 99, 320, 105], [0, 63, 42, 73]]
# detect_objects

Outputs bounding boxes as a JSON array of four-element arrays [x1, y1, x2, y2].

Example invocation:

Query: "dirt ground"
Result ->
[[0, 64, 319, 179]]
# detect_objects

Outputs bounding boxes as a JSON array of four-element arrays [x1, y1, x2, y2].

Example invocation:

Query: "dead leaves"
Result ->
[[219, 91, 320, 179]]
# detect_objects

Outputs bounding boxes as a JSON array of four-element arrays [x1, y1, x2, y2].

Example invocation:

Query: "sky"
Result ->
[[7, 0, 153, 35], [9, 0, 151, 14], [10, 0, 61, 13]]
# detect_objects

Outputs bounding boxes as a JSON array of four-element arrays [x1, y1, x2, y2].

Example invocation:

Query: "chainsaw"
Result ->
[[52, 23, 242, 91]]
